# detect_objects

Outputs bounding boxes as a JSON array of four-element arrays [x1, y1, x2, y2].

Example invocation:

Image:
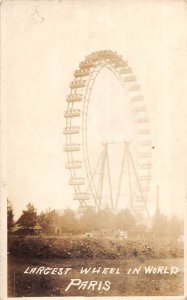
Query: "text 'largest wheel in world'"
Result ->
[[64, 50, 152, 216]]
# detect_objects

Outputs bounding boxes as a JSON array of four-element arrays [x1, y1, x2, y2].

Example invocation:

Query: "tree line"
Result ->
[[7, 200, 183, 241]]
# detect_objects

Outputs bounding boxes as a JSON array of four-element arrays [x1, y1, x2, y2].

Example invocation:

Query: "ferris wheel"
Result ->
[[64, 50, 151, 216]]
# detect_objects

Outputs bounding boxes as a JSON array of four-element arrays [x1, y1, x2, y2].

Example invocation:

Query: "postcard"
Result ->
[[1, 0, 187, 299]]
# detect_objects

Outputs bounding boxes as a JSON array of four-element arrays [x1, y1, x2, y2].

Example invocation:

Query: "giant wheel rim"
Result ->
[[64, 50, 151, 216]]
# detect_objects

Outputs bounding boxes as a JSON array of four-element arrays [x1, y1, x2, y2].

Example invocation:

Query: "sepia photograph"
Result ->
[[1, 0, 187, 298]]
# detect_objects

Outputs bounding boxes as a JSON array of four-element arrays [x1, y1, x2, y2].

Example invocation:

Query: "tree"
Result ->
[[151, 212, 170, 240], [7, 199, 14, 230], [38, 209, 60, 233], [116, 208, 136, 231], [167, 215, 183, 241], [79, 207, 97, 232], [17, 203, 37, 228], [96, 208, 116, 232], [60, 208, 78, 233]]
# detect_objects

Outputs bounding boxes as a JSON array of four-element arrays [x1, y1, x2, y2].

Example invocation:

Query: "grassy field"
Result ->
[[8, 235, 184, 259], [8, 256, 183, 297], [8, 236, 184, 297]]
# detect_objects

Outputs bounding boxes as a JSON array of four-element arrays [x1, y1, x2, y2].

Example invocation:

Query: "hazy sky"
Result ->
[[2, 0, 187, 219]]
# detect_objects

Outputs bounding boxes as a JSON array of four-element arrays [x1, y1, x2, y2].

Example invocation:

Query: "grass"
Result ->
[[8, 235, 184, 259], [8, 236, 184, 297], [8, 256, 184, 297]]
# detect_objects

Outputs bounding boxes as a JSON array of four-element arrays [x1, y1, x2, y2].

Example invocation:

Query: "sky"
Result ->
[[2, 0, 187, 220]]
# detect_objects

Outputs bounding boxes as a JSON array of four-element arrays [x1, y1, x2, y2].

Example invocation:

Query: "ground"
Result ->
[[8, 236, 184, 297]]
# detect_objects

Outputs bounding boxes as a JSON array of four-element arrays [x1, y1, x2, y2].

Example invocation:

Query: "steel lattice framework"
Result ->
[[64, 50, 151, 216]]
